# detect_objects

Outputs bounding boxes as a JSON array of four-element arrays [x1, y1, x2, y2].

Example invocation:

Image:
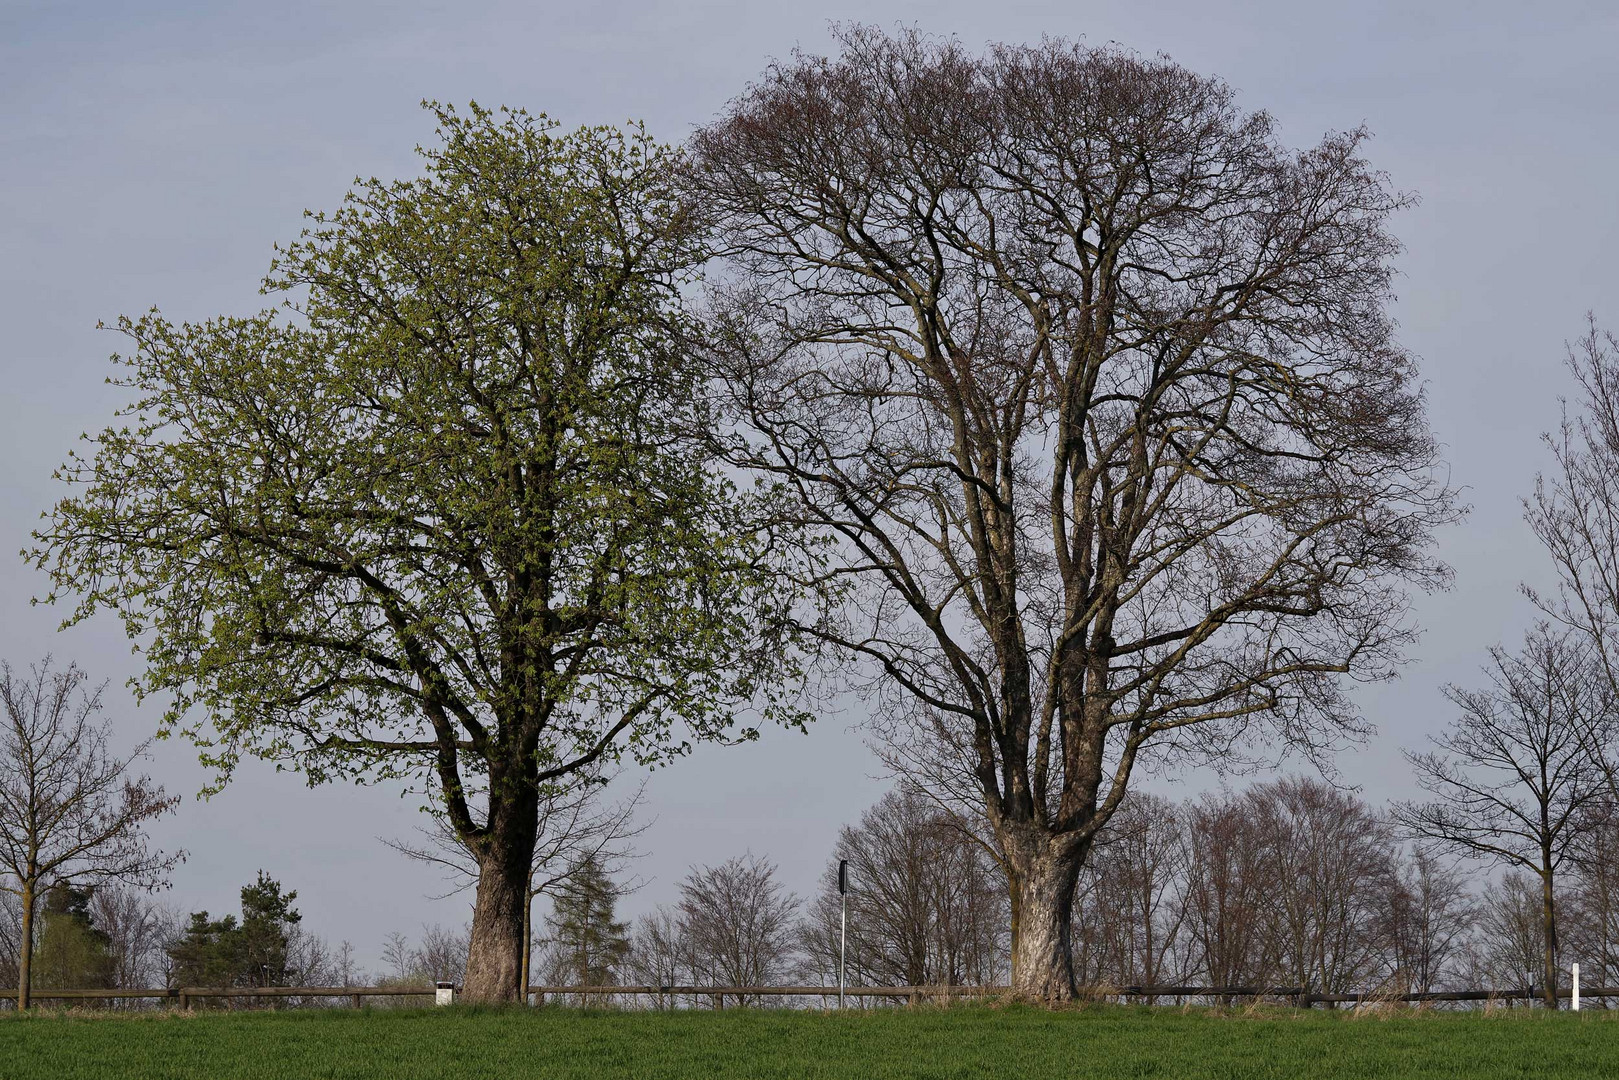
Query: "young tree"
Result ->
[[1565, 816, 1619, 989], [380, 931, 414, 983], [371, 925, 469, 996], [678, 854, 798, 1006], [0, 892, 19, 997], [410, 924, 471, 986], [1393, 627, 1608, 1007], [91, 886, 181, 993], [30, 885, 114, 992], [1474, 873, 1550, 997], [542, 855, 630, 994], [0, 658, 179, 1009], [29, 104, 808, 1001], [689, 27, 1457, 999], [625, 907, 690, 1009]]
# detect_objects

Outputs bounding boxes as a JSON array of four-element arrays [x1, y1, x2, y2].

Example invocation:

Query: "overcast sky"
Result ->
[[2, 0, 1616, 973]]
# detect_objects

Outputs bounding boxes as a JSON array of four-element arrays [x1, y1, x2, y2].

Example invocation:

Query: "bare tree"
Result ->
[[1068, 782, 1459, 1000], [1181, 791, 1278, 993], [385, 771, 646, 996], [413, 924, 470, 986], [678, 854, 799, 1006], [1393, 627, 1608, 1007], [0, 658, 181, 1009], [1255, 777, 1396, 997], [1564, 815, 1619, 990], [380, 931, 414, 983], [1382, 847, 1476, 995], [1472, 873, 1549, 999], [800, 788, 1006, 989], [375, 924, 470, 990], [90, 886, 183, 996], [689, 26, 1457, 999], [0, 891, 19, 1002], [1524, 318, 1619, 809], [626, 907, 692, 1009], [1070, 793, 1191, 994]]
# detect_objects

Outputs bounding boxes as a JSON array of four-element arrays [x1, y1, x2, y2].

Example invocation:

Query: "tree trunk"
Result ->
[[17, 879, 35, 1011], [461, 805, 536, 1003], [1005, 837, 1085, 1002], [1540, 867, 1559, 1010]]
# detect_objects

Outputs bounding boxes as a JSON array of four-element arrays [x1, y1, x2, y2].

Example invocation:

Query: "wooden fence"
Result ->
[[532, 983, 1619, 1007], [4, 983, 1617, 1009]]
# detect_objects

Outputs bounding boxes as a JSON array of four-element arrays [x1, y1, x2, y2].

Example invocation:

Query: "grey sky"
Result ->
[[2, 0, 1616, 972]]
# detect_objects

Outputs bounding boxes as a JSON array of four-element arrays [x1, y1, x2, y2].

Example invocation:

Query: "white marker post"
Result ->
[[1572, 964, 1580, 1012], [838, 858, 849, 1010]]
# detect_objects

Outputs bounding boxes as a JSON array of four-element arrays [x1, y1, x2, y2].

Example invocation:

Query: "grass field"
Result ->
[[2, 1004, 1616, 1079]]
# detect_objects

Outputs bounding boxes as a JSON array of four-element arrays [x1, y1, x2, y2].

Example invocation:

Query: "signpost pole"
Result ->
[[838, 859, 849, 1010]]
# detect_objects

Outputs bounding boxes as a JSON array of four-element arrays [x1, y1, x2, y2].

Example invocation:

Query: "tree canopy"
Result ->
[[30, 102, 808, 1001], [689, 26, 1458, 998]]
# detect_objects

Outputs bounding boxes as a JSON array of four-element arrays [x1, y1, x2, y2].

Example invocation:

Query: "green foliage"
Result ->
[[30, 885, 113, 990], [29, 102, 810, 841], [2, 1007, 1619, 1079], [166, 872, 301, 988], [544, 856, 628, 987], [234, 873, 301, 987]]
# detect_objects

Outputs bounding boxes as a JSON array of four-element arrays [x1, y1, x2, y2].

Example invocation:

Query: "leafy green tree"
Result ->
[[234, 872, 302, 987], [30, 103, 808, 1001], [544, 855, 629, 989], [165, 872, 303, 992], [165, 911, 239, 989], [31, 885, 114, 991]]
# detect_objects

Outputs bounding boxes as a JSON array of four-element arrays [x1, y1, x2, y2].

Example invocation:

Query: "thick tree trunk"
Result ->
[[1540, 867, 1559, 1010], [461, 798, 538, 1004], [1005, 837, 1085, 1002], [17, 880, 35, 1011]]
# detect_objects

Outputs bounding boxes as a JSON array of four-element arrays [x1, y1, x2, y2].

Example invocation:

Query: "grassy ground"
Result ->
[[2, 1003, 1616, 1079]]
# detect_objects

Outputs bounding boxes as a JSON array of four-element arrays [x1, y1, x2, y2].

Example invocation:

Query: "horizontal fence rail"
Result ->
[[529, 984, 1619, 1006], [5, 984, 1618, 1007]]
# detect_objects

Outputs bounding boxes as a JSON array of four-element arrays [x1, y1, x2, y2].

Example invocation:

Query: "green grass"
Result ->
[[2, 1004, 1616, 1079]]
